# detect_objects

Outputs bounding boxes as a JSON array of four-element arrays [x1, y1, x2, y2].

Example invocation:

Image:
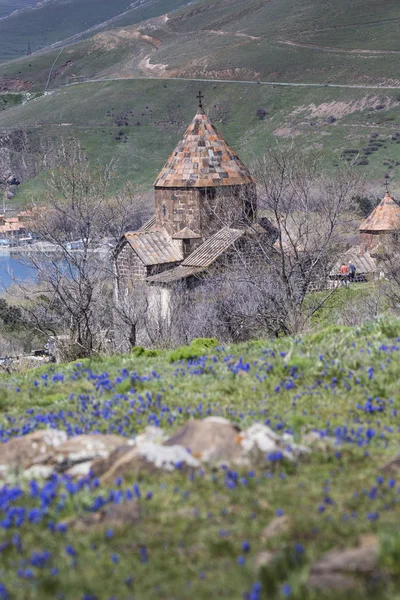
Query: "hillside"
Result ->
[[0, 0, 40, 19], [2, 0, 400, 88], [1, 0, 400, 199], [1, 79, 400, 202], [0, 0, 194, 62], [0, 320, 400, 598]]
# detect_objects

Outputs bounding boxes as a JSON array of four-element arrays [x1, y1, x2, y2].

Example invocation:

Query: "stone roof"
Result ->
[[147, 265, 205, 284], [360, 192, 400, 232], [154, 108, 254, 189], [124, 230, 183, 266], [331, 247, 377, 275], [182, 227, 244, 267], [139, 215, 156, 231], [147, 227, 244, 283]]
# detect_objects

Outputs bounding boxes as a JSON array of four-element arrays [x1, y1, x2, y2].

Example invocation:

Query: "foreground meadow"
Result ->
[[1, 321, 400, 599]]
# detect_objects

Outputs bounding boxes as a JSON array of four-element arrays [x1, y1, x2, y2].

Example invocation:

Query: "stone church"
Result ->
[[114, 94, 277, 341]]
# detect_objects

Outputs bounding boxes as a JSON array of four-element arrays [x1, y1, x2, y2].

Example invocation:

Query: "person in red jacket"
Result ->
[[340, 262, 349, 286]]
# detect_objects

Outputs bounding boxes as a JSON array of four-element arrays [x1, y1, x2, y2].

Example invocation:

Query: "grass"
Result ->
[[1, 0, 400, 200], [2, 78, 400, 205], [1, 319, 400, 597], [0, 93, 24, 112]]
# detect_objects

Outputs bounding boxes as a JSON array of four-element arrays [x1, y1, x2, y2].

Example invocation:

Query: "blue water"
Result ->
[[0, 254, 38, 290]]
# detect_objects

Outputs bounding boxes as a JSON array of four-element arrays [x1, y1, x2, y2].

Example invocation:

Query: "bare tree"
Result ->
[[168, 148, 362, 342], [15, 141, 150, 358]]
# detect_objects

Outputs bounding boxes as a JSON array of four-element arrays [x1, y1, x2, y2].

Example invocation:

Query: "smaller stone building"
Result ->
[[331, 189, 400, 283], [360, 191, 400, 251]]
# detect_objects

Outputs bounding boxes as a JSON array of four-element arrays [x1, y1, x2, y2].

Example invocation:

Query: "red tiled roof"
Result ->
[[154, 108, 254, 189], [0, 223, 25, 234], [360, 192, 400, 232]]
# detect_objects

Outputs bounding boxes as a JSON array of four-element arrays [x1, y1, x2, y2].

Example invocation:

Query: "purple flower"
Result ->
[[65, 545, 77, 557]]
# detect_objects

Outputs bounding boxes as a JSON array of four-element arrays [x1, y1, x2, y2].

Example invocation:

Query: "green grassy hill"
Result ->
[[1, 320, 400, 598], [2, 78, 400, 202], [1, 0, 400, 200]]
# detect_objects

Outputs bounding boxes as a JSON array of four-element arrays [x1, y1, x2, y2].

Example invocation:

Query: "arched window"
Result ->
[[162, 204, 166, 218]]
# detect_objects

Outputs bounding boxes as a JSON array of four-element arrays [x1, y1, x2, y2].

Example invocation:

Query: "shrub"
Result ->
[[131, 346, 161, 358], [190, 337, 218, 348], [256, 108, 268, 120], [342, 149, 359, 154], [168, 337, 218, 363]]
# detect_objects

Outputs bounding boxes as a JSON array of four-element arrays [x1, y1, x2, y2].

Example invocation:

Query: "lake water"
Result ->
[[0, 253, 38, 291]]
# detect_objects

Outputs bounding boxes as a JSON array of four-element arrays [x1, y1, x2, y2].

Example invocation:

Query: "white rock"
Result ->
[[41, 430, 68, 447], [203, 417, 233, 426], [24, 465, 54, 479], [66, 461, 93, 478], [135, 426, 167, 447], [137, 442, 200, 471], [240, 424, 280, 454]]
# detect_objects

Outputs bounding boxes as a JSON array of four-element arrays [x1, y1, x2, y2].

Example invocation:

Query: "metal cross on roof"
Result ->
[[385, 176, 390, 194], [197, 90, 204, 110]]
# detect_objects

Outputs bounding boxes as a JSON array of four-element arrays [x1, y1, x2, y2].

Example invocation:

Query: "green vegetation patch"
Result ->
[[0, 320, 400, 597]]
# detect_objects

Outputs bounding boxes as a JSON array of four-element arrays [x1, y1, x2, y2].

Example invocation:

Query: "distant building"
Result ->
[[331, 189, 400, 282], [0, 216, 27, 240], [360, 190, 400, 251]]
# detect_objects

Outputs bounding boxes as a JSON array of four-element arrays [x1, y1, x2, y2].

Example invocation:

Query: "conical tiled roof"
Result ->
[[154, 108, 254, 188], [360, 192, 400, 232]]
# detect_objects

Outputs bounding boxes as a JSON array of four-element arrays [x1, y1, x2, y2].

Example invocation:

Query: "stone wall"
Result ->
[[155, 184, 257, 238], [155, 188, 202, 236], [360, 231, 387, 251], [115, 240, 147, 284]]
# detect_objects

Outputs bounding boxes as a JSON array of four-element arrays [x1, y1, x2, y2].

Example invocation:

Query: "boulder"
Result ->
[[135, 426, 167, 446], [308, 537, 379, 591], [308, 573, 359, 591], [91, 445, 134, 479], [311, 541, 379, 575], [48, 434, 132, 473], [0, 429, 67, 476], [100, 442, 200, 485], [239, 424, 311, 464], [164, 418, 242, 463]]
